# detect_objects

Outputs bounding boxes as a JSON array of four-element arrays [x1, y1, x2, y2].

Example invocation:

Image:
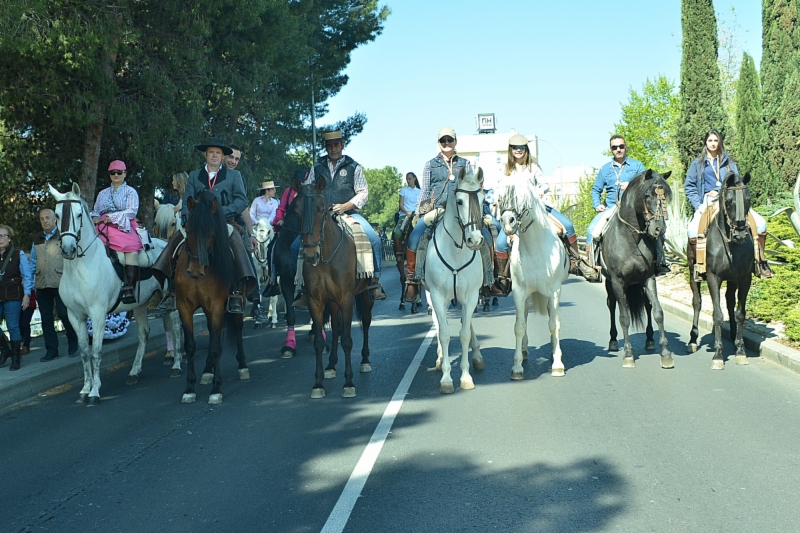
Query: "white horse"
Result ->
[[153, 201, 184, 367], [49, 183, 181, 405], [498, 177, 570, 379], [252, 217, 280, 328], [422, 167, 486, 394]]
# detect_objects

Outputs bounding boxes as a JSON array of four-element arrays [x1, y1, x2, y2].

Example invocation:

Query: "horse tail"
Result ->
[[529, 293, 549, 316], [222, 311, 239, 355], [625, 284, 647, 330]]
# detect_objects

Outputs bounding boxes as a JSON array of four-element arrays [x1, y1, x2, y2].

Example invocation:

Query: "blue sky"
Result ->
[[320, 1, 762, 176]]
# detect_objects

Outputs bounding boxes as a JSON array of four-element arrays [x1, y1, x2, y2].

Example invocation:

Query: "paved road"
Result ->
[[3, 267, 800, 533]]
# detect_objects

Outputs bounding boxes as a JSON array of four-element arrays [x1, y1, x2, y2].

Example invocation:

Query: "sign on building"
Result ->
[[476, 113, 496, 134]]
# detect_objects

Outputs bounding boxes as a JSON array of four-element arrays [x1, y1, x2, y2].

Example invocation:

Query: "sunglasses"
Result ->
[[510, 145, 527, 151], [109, 170, 125, 175], [439, 136, 455, 144], [611, 144, 626, 151]]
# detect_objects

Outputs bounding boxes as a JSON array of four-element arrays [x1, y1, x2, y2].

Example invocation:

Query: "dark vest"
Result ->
[[314, 155, 359, 213], [429, 155, 468, 208], [0, 247, 23, 302]]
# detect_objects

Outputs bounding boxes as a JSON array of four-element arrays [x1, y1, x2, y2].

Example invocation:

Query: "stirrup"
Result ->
[[758, 261, 774, 279], [121, 286, 136, 304], [404, 281, 419, 302], [157, 293, 176, 311], [226, 293, 244, 314]]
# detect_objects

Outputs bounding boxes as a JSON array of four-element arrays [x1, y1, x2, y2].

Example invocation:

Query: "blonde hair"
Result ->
[[505, 145, 537, 176], [172, 171, 188, 196]]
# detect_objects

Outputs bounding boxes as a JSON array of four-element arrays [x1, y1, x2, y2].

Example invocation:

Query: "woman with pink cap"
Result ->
[[90, 160, 142, 304]]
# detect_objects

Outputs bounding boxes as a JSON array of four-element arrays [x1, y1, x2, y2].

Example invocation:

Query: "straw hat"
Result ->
[[323, 130, 343, 144], [259, 181, 279, 192]]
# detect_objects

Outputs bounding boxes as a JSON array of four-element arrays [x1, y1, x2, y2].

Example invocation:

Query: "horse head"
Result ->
[[451, 166, 485, 251], [154, 203, 181, 240], [498, 178, 544, 237], [624, 169, 672, 240], [48, 182, 92, 260], [253, 217, 275, 246], [720, 171, 752, 244], [292, 176, 329, 266], [184, 191, 228, 280]]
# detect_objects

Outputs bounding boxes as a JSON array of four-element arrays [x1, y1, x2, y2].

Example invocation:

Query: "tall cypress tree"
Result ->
[[735, 53, 773, 202], [772, 63, 800, 190], [677, 0, 729, 172]]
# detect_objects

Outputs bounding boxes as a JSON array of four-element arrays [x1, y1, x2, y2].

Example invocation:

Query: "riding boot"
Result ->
[[121, 265, 139, 304], [226, 284, 245, 314], [0, 334, 9, 367], [568, 240, 598, 281], [757, 232, 774, 278], [404, 249, 419, 302], [655, 238, 670, 276], [368, 278, 387, 301], [157, 276, 176, 311], [493, 251, 511, 296], [9, 340, 21, 371]]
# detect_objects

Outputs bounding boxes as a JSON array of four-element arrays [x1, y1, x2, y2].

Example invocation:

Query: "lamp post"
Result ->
[[537, 137, 564, 203]]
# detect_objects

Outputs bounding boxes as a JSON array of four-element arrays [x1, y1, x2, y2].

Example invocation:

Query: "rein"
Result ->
[[56, 199, 102, 258], [443, 187, 483, 249], [300, 192, 344, 265], [432, 227, 477, 303], [499, 189, 535, 235]]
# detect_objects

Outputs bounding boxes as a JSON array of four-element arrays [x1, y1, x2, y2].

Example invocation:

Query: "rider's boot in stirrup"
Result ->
[[157, 277, 177, 310], [121, 265, 139, 304], [568, 240, 598, 281], [368, 278, 387, 301], [404, 249, 419, 302], [492, 251, 511, 296], [757, 232, 774, 278], [226, 287, 245, 314]]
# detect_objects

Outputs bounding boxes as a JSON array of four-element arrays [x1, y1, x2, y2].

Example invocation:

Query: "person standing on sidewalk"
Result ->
[[30, 208, 79, 362], [0, 224, 33, 371]]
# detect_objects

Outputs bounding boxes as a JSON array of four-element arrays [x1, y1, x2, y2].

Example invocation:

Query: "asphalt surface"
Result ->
[[3, 266, 800, 533]]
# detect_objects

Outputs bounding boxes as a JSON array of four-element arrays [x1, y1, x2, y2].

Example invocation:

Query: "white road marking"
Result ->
[[321, 326, 436, 533]]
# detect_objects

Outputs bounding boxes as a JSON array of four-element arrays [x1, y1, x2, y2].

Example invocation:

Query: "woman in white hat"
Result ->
[[250, 180, 280, 224]]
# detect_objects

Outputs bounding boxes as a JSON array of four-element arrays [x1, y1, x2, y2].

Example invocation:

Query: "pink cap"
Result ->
[[108, 160, 127, 171]]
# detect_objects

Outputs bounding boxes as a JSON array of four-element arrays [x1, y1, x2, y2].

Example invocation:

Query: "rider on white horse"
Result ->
[[90, 160, 142, 304]]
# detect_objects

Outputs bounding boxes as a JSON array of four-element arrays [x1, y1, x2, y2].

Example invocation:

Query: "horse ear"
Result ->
[[315, 175, 326, 192], [725, 173, 737, 188], [187, 196, 196, 211], [72, 182, 81, 197], [47, 183, 63, 201], [291, 178, 302, 193], [743, 172, 751, 185], [475, 167, 484, 187], [644, 169, 654, 180], [458, 165, 466, 180], [661, 171, 672, 180]]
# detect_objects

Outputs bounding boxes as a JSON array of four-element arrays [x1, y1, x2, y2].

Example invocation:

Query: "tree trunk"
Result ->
[[138, 186, 155, 232], [78, 101, 106, 204]]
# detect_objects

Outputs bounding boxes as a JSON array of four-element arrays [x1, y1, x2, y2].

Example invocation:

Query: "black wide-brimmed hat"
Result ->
[[195, 136, 232, 155]]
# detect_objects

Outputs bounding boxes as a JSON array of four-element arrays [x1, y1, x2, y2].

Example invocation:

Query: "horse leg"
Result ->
[[340, 298, 357, 398], [325, 303, 341, 379], [71, 310, 92, 404], [163, 314, 175, 366], [125, 304, 150, 385], [726, 282, 737, 342], [605, 277, 619, 352], [169, 310, 183, 378], [522, 295, 531, 359], [549, 291, 565, 377], [688, 241, 702, 353], [610, 280, 635, 367], [310, 302, 327, 398], [87, 310, 106, 406], [470, 324, 484, 371], [207, 312, 225, 405], [459, 291, 480, 390], [180, 308, 198, 404], [430, 292, 454, 393], [707, 274, 725, 369], [234, 313, 250, 380], [510, 288, 528, 380], [269, 295, 278, 328], [734, 276, 751, 365], [644, 297, 656, 351], [357, 292, 374, 373], [643, 277, 674, 368]]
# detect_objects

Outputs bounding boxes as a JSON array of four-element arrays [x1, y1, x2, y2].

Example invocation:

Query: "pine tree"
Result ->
[[677, 0, 729, 172], [734, 53, 773, 203]]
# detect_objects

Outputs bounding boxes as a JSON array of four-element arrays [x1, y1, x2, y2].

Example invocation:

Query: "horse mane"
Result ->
[[498, 177, 552, 233], [185, 190, 235, 286], [153, 204, 175, 239]]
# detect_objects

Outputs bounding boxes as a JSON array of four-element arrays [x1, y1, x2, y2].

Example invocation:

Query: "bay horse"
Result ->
[[153, 202, 184, 370], [252, 217, 280, 329], [177, 190, 250, 405], [687, 172, 754, 369], [292, 176, 373, 399], [48, 183, 181, 405], [599, 170, 675, 369], [423, 166, 486, 394], [498, 176, 570, 379]]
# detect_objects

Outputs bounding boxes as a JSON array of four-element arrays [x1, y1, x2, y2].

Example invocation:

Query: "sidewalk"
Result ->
[[0, 311, 206, 411]]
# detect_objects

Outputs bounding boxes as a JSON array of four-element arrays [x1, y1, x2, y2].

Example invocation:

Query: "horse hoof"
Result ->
[[473, 358, 485, 371], [311, 388, 326, 399], [125, 375, 139, 386], [324, 369, 336, 379], [360, 363, 372, 373], [76, 393, 88, 404], [511, 370, 524, 380], [551, 367, 565, 377], [622, 357, 635, 368], [660, 355, 675, 369], [182, 393, 197, 404], [342, 387, 356, 398], [645, 340, 656, 351], [280, 347, 295, 359], [169, 368, 182, 378], [399, 303, 406, 311], [199, 373, 213, 385], [86, 396, 100, 407], [208, 393, 223, 405], [735, 355, 749, 365], [712, 359, 725, 370], [688, 343, 698, 353], [460, 378, 475, 390], [440, 382, 455, 394], [163, 351, 175, 365], [239, 368, 250, 380], [609, 341, 620, 352]]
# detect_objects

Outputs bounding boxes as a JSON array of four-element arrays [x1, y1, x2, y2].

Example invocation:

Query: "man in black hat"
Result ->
[[153, 136, 256, 313]]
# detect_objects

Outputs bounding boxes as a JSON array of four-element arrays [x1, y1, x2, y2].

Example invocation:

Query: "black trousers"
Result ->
[[37, 287, 78, 354]]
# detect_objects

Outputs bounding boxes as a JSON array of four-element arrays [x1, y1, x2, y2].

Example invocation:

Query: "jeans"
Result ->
[[291, 213, 382, 276], [0, 300, 22, 341], [37, 287, 78, 354], [586, 210, 607, 245], [545, 206, 576, 238]]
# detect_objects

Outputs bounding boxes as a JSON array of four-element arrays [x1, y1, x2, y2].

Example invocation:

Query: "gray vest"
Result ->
[[33, 232, 65, 289], [314, 156, 359, 213], [428, 155, 468, 208]]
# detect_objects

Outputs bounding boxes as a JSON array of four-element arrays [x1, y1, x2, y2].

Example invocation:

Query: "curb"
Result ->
[[659, 295, 800, 373], [0, 312, 206, 411]]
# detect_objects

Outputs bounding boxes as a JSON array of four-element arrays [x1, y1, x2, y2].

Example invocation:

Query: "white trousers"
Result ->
[[688, 194, 766, 239]]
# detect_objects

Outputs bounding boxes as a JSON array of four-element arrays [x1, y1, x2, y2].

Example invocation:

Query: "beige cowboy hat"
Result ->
[[258, 181, 279, 192]]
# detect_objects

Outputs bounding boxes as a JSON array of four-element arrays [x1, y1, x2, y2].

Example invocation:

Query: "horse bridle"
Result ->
[[718, 184, 749, 243], [499, 192, 535, 235], [55, 199, 101, 258], [618, 183, 669, 236], [443, 187, 484, 249], [299, 192, 344, 265]]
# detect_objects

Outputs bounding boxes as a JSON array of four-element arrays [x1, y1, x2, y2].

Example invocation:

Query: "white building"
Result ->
[[542, 164, 598, 206]]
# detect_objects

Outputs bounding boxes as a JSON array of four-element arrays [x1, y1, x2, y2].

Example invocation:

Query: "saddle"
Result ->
[[694, 201, 758, 280]]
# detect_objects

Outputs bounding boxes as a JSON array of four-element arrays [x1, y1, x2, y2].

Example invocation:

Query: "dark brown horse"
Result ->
[[292, 176, 374, 399], [176, 190, 250, 405]]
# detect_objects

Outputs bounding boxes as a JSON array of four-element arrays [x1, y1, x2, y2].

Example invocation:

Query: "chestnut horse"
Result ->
[[176, 190, 250, 405], [291, 176, 373, 399]]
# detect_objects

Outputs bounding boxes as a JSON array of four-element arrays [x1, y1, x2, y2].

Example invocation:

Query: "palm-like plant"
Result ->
[[768, 174, 800, 254]]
